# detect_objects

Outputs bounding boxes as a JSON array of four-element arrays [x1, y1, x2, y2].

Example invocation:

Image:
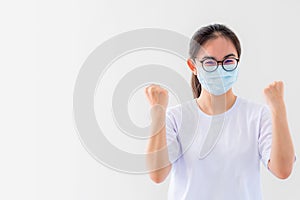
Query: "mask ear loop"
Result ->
[[188, 57, 227, 160], [197, 75, 228, 160]]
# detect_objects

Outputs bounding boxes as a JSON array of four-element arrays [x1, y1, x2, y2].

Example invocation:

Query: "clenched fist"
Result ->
[[263, 81, 285, 111], [145, 84, 169, 109]]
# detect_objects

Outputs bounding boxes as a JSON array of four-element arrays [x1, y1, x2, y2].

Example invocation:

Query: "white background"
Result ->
[[0, 0, 299, 199]]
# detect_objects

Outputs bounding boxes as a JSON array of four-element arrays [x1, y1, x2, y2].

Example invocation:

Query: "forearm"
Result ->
[[269, 102, 295, 178], [146, 106, 171, 183]]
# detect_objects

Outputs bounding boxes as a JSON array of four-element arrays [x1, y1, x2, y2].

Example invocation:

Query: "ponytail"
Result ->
[[191, 73, 201, 98]]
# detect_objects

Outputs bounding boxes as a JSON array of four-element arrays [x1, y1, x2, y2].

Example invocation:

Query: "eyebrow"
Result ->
[[201, 53, 236, 60]]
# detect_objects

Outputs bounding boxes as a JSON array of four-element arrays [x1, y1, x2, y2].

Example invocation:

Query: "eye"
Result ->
[[203, 59, 216, 66], [223, 58, 238, 71], [223, 58, 235, 64]]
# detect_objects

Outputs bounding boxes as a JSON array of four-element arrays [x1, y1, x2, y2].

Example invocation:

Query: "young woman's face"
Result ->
[[192, 36, 238, 75]]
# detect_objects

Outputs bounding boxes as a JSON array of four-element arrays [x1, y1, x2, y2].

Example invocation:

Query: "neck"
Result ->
[[196, 89, 237, 115]]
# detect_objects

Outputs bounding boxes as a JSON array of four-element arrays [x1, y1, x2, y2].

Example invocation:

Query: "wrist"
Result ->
[[150, 105, 166, 136], [270, 101, 287, 116]]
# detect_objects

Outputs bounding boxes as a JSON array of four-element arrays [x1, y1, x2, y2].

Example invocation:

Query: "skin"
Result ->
[[190, 36, 239, 116], [264, 81, 295, 179], [145, 36, 295, 183], [145, 84, 171, 183]]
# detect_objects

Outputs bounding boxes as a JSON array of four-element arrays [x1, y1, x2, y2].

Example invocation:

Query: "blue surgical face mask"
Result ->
[[196, 66, 239, 96]]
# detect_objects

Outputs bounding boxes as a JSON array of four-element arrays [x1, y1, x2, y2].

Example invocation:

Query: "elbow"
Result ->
[[149, 174, 166, 184], [275, 169, 292, 180], [271, 165, 293, 179], [147, 163, 171, 184], [268, 159, 294, 180]]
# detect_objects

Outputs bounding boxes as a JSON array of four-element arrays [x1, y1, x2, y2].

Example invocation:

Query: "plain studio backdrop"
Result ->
[[0, 0, 299, 199]]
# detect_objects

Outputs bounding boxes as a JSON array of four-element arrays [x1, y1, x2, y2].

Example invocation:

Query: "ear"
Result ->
[[187, 58, 197, 76]]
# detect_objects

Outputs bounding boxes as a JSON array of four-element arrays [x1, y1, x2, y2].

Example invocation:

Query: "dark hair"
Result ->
[[189, 24, 241, 98]]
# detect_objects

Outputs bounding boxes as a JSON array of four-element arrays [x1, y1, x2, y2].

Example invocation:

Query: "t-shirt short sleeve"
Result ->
[[258, 105, 273, 170], [165, 108, 182, 164]]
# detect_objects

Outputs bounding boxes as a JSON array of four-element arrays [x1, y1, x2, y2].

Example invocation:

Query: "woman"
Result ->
[[145, 24, 296, 200]]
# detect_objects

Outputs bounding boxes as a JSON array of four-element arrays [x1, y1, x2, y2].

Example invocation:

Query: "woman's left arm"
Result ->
[[264, 81, 296, 179]]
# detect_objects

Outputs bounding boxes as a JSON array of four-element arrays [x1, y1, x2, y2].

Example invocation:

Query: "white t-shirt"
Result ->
[[165, 96, 275, 200]]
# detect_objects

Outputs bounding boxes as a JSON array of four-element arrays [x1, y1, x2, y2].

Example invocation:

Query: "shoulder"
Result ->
[[166, 99, 200, 136], [166, 98, 197, 116], [237, 96, 269, 114], [166, 99, 199, 127]]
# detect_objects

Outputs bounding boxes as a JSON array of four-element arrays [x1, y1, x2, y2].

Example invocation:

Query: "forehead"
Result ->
[[196, 36, 237, 59]]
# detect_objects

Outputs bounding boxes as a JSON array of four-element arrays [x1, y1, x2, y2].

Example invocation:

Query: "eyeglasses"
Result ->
[[193, 57, 239, 72]]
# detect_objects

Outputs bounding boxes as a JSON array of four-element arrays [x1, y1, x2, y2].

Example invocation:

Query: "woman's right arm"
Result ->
[[145, 84, 172, 184]]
